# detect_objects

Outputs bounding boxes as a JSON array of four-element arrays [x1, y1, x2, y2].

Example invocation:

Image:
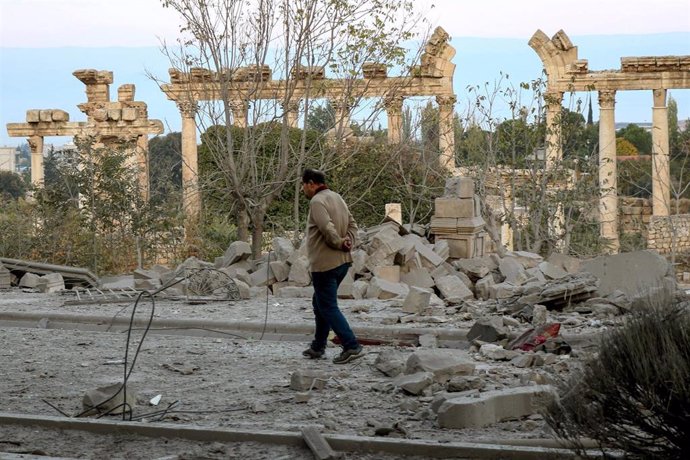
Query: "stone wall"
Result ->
[[647, 214, 690, 254], [619, 197, 652, 236]]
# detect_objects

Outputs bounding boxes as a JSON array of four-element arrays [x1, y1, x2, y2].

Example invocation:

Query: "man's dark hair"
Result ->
[[302, 168, 326, 185]]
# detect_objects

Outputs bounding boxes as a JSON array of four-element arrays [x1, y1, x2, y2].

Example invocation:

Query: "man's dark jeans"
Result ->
[[310, 262, 359, 351]]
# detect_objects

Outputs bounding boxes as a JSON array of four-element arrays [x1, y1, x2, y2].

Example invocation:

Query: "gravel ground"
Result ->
[[0, 288, 594, 459]]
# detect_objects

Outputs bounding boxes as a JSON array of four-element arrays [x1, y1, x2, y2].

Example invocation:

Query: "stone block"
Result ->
[[121, 107, 137, 121], [453, 257, 496, 280], [100, 275, 135, 290], [223, 241, 252, 266], [107, 109, 121, 121], [373, 265, 400, 283], [39, 110, 52, 121], [437, 385, 556, 429], [488, 281, 520, 300], [467, 317, 509, 342], [269, 260, 290, 282], [538, 261, 567, 280], [272, 237, 295, 262], [435, 197, 475, 218], [37, 273, 65, 293], [405, 349, 475, 383], [250, 264, 276, 287], [26, 110, 40, 122], [479, 343, 519, 361], [433, 239, 450, 260], [475, 274, 496, 300], [505, 251, 543, 269], [233, 279, 251, 299], [499, 257, 529, 285], [366, 277, 409, 300], [287, 256, 311, 286], [435, 275, 474, 303], [413, 240, 444, 268], [275, 285, 314, 298], [393, 371, 434, 395], [402, 286, 432, 314], [400, 268, 435, 289], [374, 349, 406, 377], [19, 272, 41, 288], [51, 109, 69, 122], [445, 177, 474, 198], [290, 370, 328, 391]]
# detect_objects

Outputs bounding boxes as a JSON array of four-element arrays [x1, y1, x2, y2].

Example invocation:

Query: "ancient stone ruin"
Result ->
[[6, 69, 163, 200]]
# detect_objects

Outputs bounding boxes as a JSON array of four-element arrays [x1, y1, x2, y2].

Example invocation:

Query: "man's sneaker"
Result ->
[[302, 347, 325, 359], [332, 345, 364, 364]]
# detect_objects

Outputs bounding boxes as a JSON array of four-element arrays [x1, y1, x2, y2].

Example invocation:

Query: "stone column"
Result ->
[[598, 90, 619, 253], [383, 96, 404, 144], [436, 95, 456, 171], [281, 100, 300, 128], [28, 135, 44, 187], [544, 90, 563, 167], [177, 101, 200, 217], [333, 98, 352, 140], [229, 99, 249, 128], [652, 89, 670, 217], [136, 134, 150, 202]]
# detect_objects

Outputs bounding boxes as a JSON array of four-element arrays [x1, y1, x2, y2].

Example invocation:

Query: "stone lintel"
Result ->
[[7, 120, 163, 138], [161, 76, 455, 102], [549, 71, 690, 92]]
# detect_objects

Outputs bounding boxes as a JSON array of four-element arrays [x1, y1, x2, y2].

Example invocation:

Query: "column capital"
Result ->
[[229, 99, 249, 111], [653, 88, 667, 107], [280, 100, 300, 112], [332, 98, 353, 112], [436, 94, 457, 108], [27, 135, 43, 152], [383, 95, 404, 113], [598, 90, 616, 109], [544, 90, 563, 108], [176, 100, 198, 118]]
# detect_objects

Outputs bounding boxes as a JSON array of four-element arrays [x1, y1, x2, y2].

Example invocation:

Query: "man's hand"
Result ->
[[341, 236, 352, 252]]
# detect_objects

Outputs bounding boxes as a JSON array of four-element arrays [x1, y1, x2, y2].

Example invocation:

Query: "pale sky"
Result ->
[[1, 0, 689, 47]]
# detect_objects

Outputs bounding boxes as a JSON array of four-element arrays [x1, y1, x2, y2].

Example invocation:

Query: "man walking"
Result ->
[[301, 168, 364, 364]]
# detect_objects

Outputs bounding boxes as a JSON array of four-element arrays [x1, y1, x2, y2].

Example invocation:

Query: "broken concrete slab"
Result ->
[[19, 272, 41, 288], [436, 385, 556, 429], [366, 277, 409, 300], [1, 257, 98, 288]]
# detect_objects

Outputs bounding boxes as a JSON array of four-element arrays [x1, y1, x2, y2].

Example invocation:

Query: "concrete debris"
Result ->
[[393, 371, 434, 395], [82, 383, 136, 416], [374, 349, 406, 377], [290, 370, 329, 391], [466, 316, 509, 343], [37, 273, 65, 293]]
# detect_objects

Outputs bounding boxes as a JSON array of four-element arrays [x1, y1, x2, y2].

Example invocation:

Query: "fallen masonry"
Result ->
[[0, 180, 684, 458]]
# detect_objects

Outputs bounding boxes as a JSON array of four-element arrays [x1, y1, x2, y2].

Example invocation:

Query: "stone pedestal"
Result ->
[[431, 177, 488, 259]]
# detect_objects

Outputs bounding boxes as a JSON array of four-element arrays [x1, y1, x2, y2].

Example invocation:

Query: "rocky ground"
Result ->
[[0, 287, 610, 459]]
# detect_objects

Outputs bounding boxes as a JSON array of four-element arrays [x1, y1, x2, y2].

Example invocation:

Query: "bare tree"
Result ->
[[159, 0, 430, 255]]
